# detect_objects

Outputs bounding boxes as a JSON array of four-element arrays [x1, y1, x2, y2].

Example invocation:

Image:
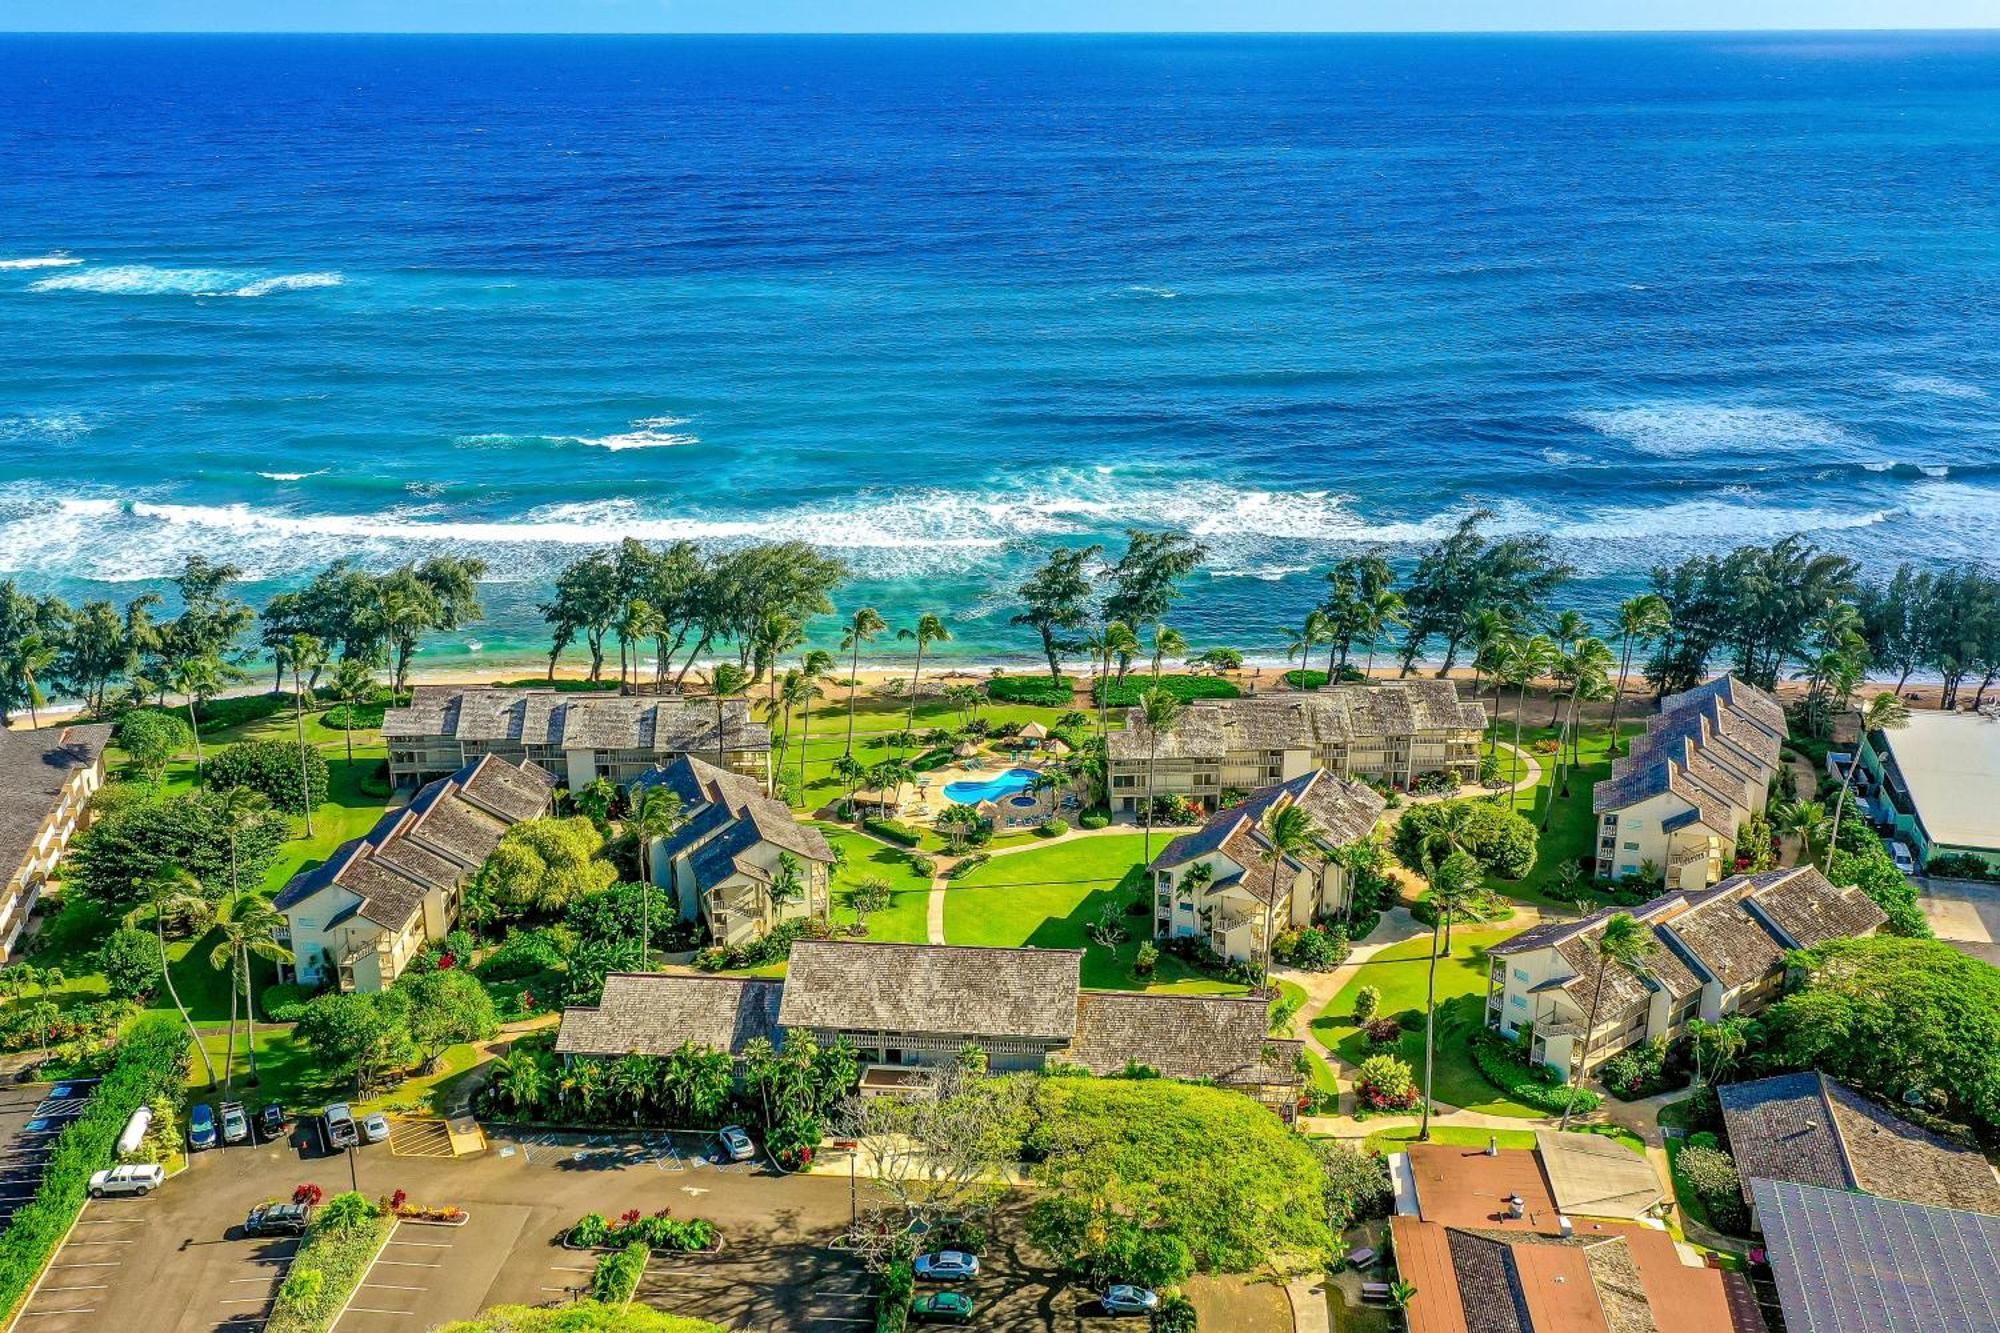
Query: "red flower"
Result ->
[[438, 953, 456, 970], [620, 1209, 641, 1226], [390, 1190, 408, 1211]]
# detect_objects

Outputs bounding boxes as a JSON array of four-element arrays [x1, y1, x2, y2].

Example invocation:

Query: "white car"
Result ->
[[362, 1113, 392, 1144], [88, 1164, 164, 1198], [1889, 841, 1917, 875], [717, 1125, 756, 1162]]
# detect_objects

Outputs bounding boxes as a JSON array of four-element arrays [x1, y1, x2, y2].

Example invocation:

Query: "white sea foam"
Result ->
[[257, 469, 329, 482], [1888, 374, 1987, 400], [0, 255, 83, 271], [1572, 404, 1859, 457], [459, 417, 700, 451], [28, 264, 344, 297], [0, 413, 90, 440]]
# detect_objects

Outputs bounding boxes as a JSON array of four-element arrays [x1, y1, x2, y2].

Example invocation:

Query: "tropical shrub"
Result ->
[[1674, 1143, 1749, 1234], [863, 817, 923, 847], [0, 1017, 188, 1317], [0, 999, 135, 1055], [569, 1209, 716, 1253], [1038, 817, 1069, 837], [113, 708, 191, 784], [267, 1194, 394, 1333], [1925, 851, 2000, 882], [1314, 1139, 1393, 1232], [1828, 841, 1930, 937], [1354, 1055, 1422, 1112], [1598, 1037, 1684, 1101], [66, 787, 289, 911], [588, 1241, 648, 1304], [1155, 1295, 1198, 1333], [1095, 675, 1241, 709], [476, 928, 572, 980], [1412, 769, 1462, 797], [692, 917, 828, 972], [1272, 923, 1349, 970], [1468, 1031, 1599, 1115], [1352, 985, 1381, 1023], [1391, 799, 1539, 880], [96, 927, 159, 1000], [469, 817, 617, 919], [985, 675, 1077, 707], [1362, 1017, 1405, 1052], [207, 738, 331, 815], [1078, 811, 1111, 830], [261, 982, 317, 1023], [1280, 668, 1364, 689]]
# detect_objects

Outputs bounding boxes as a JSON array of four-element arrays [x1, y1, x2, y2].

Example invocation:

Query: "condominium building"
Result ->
[[1105, 681, 1485, 815], [1485, 865, 1885, 1076], [1592, 674, 1785, 887], [0, 723, 111, 961], [382, 685, 770, 792]]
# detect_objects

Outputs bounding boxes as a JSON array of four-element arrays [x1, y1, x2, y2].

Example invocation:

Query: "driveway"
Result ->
[[1919, 878, 2000, 966]]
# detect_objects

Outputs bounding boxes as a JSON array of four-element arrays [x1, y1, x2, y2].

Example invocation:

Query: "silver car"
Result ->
[[717, 1125, 756, 1162], [914, 1250, 981, 1281], [362, 1113, 392, 1144], [1102, 1285, 1161, 1316]]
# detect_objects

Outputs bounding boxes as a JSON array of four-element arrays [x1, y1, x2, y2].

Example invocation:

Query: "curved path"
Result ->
[[923, 822, 1143, 945]]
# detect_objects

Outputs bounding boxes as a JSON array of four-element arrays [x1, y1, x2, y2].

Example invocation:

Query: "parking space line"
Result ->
[[374, 1260, 441, 1268], [37, 1285, 110, 1292], [361, 1283, 426, 1291], [344, 1307, 413, 1316], [219, 1297, 274, 1305], [49, 1261, 121, 1269], [385, 1239, 452, 1248], [18, 1307, 95, 1316]]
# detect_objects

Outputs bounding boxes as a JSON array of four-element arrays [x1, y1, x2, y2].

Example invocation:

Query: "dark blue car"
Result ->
[[188, 1103, 217, 1151]]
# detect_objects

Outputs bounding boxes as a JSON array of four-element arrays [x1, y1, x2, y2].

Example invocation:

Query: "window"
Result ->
[[1512, 968, 1530, 983], [1510, 995, 1527, 1008], [1622, 841, 1639, 851]]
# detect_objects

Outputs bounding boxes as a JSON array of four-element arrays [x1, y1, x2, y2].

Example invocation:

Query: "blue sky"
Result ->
[[4, 2, 1995, 32]]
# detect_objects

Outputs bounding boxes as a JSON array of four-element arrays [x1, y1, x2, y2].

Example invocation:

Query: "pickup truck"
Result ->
[[87, 1164, 165, 1198], [323, 1103, 360, 1149]]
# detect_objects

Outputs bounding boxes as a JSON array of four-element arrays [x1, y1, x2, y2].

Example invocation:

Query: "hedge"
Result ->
[[875, 1260, 914, 1333], [267, 1197, 395, 1333], [192, 692, 296, 729], [206, 738, 331, 815], [489, 676, 621, 693], [0, 1015, 189, 1321], [985, 675, 1078, 707], [863, 817, 923, 847], [589, 1241, 648, 1304], [1280, 668, 1364, 689], [1468, 1031, 1599, 1115], [1093, 675, 1241, 709], [1674, 1143, 1749, 1235]]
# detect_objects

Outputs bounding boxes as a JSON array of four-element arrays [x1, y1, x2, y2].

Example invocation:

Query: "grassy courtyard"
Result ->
[[1312, 925, 1544, 1119], [819, 825, 932, 944]]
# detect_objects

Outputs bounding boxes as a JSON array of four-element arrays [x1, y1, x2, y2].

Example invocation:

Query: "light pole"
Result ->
[[346, 1142, 359, 1194]]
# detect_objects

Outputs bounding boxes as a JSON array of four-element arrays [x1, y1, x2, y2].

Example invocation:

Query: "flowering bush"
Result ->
[[1362, 1017, 1405, 1051], [567, 1208, 716, 1252], [1355, 1055, 1423, 1112], [293, 1184, 324, 1206]]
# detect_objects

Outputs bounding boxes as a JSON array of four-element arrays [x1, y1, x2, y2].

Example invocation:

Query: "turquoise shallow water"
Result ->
[[2, 33, 1998, 669]]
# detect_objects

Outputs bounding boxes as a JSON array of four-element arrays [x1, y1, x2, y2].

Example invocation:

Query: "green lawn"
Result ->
[[942, 835, 1242, 994], [188, 1027, 482, 1118], [1479, 722, 1645, 910], [1362, 1124, 1538, 1155], [1314, 925, 1545, 1118], [821, 826, 933, 945]]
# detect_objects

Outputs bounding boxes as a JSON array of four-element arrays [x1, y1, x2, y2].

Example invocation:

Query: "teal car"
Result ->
[[910, 1291, 975, 1323]]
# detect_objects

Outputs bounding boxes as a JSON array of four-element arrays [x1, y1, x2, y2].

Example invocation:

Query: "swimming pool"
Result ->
[[942, 768, 1040, 805]]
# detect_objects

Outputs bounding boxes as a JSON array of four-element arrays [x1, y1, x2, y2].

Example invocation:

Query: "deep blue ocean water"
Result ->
[[3, 32, 1998, 670]]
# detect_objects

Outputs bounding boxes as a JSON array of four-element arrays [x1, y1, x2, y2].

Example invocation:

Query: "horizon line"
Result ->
[[5, 26, 1998, 36]]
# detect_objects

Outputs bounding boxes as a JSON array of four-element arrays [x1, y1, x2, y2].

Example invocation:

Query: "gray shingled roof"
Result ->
[[1060, 991, 1301, 1089], [383, 687, 770, 754], [778, 941, 1083, 1040], [1110, 681, 1483, 761], [1721, 1072, 2000, 1215], [555, 973, 784, 1058], [0, 722, 110, 880], [1755, 1178, 2000, 1333], [1150, 769, 1383, 876], [636, 755, 832, 897]]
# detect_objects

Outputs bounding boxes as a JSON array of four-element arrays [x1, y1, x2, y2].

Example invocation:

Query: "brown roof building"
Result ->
[[0, 722, 112, 960]]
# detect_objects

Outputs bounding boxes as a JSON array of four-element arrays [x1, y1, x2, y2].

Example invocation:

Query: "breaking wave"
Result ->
[[457, 417, 700, 451], [1571, 404, 1860, 457], [28, 264, 344, 297], [0, 255, 83, 271]]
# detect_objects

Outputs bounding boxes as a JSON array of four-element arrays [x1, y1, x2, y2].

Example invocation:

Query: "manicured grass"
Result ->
[[1362, 1124, 1538, 1155], [820, 826, 932, 945], [942, 835, 1242, 994], [188, 1028, 484, 1118], [1313, 926, 1545, 1119], [1478, 721, 1645, 910]]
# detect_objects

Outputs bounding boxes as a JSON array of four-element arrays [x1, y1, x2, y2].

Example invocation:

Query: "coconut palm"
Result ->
[[633, 786, 686, 966], [173, 654, 223, 779], [1418, 850, 1481, 1140], [217, 786, 271, 899], [897, 614, 952, 757], [8, 632, 56, 728], [212, 896, 293, 1086], [1496, 632, 1556, 811], [1545, 637, 1614, 826], [145, 867, 218, 1089], [840, 607, 888, 764], [1560, 913, 1655, 1130], [1546, 611, 1592, 723], [1100, 620, 1142, 691], [286, 633, 328, 836], [709, 662, 749, 770], [330, 657, 376, 765], [833, 753, 866, 805], [1464, 609, 1512, 751], [1138, 686, 1184, 864], [1828, 692, 1909, 865], [1256, 803, 1321, 983], [1607, 594, 1671, 755], [796, 648, 835, 801], [1358, 587, 1408, 681], [1773, 799, 1832, 870], [1282, 611, 1332, 689], [1148, 624, 1187, 680]]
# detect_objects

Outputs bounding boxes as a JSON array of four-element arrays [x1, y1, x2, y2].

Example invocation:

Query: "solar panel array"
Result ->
[[1754, 1177, 2000, 1332]]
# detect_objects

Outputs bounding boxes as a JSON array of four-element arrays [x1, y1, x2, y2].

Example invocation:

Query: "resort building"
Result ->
[[556, 941, 1305, 1117], [1593, 674, 1786, 887], [275, 754, 554, 993], [1146, 768, 1384, 963], [382, 685, 770, 793], [1388, 1140, 1756, 1333], [1719, 1071, 2000, 1228], [0, 723, 112, 962], [631, 755, 833, 948], [1105, 680, 1484, 815], [1753, 1179, 2000, 1333], [1852, 707, 2000, 873], [1485, 865, 1885, 1076]]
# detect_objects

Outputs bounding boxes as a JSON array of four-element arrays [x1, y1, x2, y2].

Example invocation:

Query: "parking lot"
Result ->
[[6, 1120, 1268, 1332], [0, 1081, 98, 1231]]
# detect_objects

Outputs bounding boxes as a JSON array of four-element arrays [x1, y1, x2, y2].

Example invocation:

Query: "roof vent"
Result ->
[[1487, 1136, 1499, 1157], [1507, 1194, 1526, 1220]]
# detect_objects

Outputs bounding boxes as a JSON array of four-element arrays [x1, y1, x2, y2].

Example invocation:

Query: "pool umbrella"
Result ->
[[1020, 722, 1049, 740], [954, 741, 979, 758]]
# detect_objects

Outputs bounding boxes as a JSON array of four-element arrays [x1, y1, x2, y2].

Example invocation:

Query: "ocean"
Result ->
[[2, 32, 1998, 673]]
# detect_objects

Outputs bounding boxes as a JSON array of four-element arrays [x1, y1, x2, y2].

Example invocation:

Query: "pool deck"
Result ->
[[910, 755, 1059, 822]]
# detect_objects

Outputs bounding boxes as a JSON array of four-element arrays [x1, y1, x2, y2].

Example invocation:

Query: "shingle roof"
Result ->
[[1149, 768, 1384, 887], [382, 687, 770, 754], [635, 755, 833, 896], [555, 973, 784, 1058], [777, 941, 1082, 1041], [1721, 1072, 2000, 1215], [0, 722, 110, 879], [1060, 992, 1302, 1089], [274, 754, 552, 928], [1596, 674, 1783, 827], [1109, 681, 1483, 761], [1754, 1178, 2000, 1333]]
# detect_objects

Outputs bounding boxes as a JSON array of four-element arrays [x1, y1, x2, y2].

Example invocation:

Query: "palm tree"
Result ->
[[633, 786, 685, 967], [218, 786, 271, 900], [833, 753, 867, 805], [1546, 611, 1592, 723], [1282, 611, 1332, 688], [1101, 620, 1142, 686], [213, 896, 292, 1086], [1138, 687, 1184, 864], [1546, 637, 1614, 826], [9, 633, 56, 728], [173, 654, 222, 779], [1256, 803, 1321, 982], [1774, 798, 1832, 872], [1418, 851, 1479, 1141], [710, 662, 750, 770], [1463, 609, 1511, 749], [492, 1049, 547, 1114], [1608, 594, 1671, 755], [1498, 632, 1556, 812], [1828, 692, 1910, 865], [145, 868, 218, 1089], [286, 633, 327, 836], [1560, 913, 1655, 1130], [330, 657, 375, 765], [896, 614, 951, 757], [840, 608, 888, 766], [1148, 624, 1187, 680], [1358, 588, 1408, 681], [796, 648, 835, 803]]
